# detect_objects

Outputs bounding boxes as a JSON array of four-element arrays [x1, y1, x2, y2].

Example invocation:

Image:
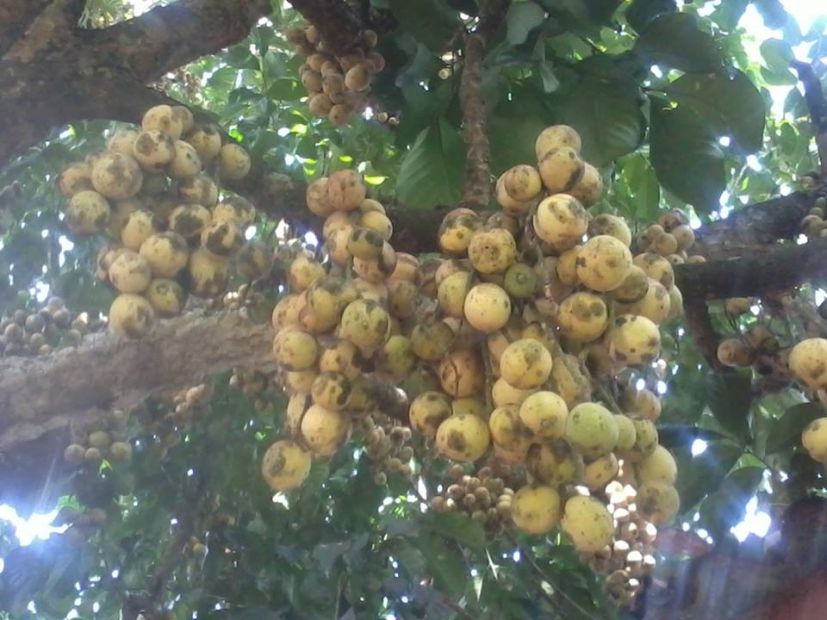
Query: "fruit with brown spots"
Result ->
[[557, 292, 609, 343], [438, 348, 485, 398], [338, 298, 390, 352], [216, 143, 251, 181], [802, 417, 827, 462], [109, 294, 156, 338], [145, 279, 187, 317], [201, 220, 243, 256], [65, 190, 110, 235], [273, 328, 318, 371], [519, 391, 568, 440], [636, 481, 680, 525], [132, 129, 176, 171], [168, 204, 211, 240], [533, 194, 589, 250], [511, 485, 561, 535], [789, 338, 827, 390], [535, 124, 582, 159], [108, 250, 152, 294], [139, 232, 189, 277], [561, 495, 614, 553], [409, 391, 452, 438], [261, 440, 312, 491], [58, 162, 93, 197], [565, 402, 618, 459], [186, 248, 230, 298], [538, 147, 585, 193], [499, 338, 552, 389], [576, 235, 632, 293], [464, 283, 511, 333], [435, 413, 491, 462], [608, 314, 660, 366]]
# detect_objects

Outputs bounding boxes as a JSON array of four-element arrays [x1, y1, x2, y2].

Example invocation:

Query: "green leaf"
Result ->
[[760, 38, 797, 85], [705, 371, 753, 440], [396, 119, 464, 209], [636, 12, 724, 73], [417, 534, 468, 597], [649, 98, 726, 211], [388, 0, 459, 52], [765, 402, 825, 454], [489, 93, 552, 174], [666, 70, 766, 153], [562, 76, 645, 166], [674, 440, 742, 510], [423, 511, 486, 550], [619, 152, 660, 221], [506, 2, 547, 46], [625, 0, 676, 32]]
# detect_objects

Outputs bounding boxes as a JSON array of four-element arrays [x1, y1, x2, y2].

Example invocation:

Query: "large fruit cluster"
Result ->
[[57, 104, 270, 338], [263, 125, 682, 604], [286, 25, 385, 126], [0, 296, 98, 357]]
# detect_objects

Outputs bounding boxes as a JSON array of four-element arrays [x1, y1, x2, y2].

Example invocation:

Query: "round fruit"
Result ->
[[526, 440, 583, 486], [409, 391, 452, 439], [511, 485, 561, 535], [66, 190, 110, 234], [201, 220, 243, 256], [716, 338, 755, 368], [145, 279, 187, 317], [261, 440, 312, 491], [608, 314, 661, 366], [565, 402, 618, 459], [636, 481, 680, 525], [58, 162, 93, 197], [168, 140, 202, 179], [538, 147, 585, 194], [491, 377, 535, 407], [535, 124, 582, 159], [435, 413, 491, 462], [468, 228, 517, 274], [499, 338, 552, 390], [185, 124, 222, 162], [179, 174, 218, 207], [561, 495, 614, 553], [636, 445, 677, 485], [235, 241, 273, 280], [504, 263, 537, 299], [622, 387, 661, 420], [109, 250, 152, 294], [300, 404, 350, 457], [438, 349, 485, 398], [139, 232, 189, 277], [378, 334, 416, 379], [584, 453, 619, 491], [339, 299, 390, 352], [589, 214, 631, 246], [802, 417, 827, 462], [570, 163, 603, 207], [310, 372, 352, 411], [614, 414, 637, 451], [519, 391, 568, 440], [273, 328, 318, 371], [107, 197, 142, 238], [789, 338, 827, 390], [109, 294, 155, 338], [411, 321, 455, 361], [533, 194, 588, 250], [168, 204, 211, 240], [90, 152, 143, 200], [464, 283, 511, 333], [187, 248, 229, 298], [438, 212, 481, 256], [489, 405, 531, 453], [557, 292, 609, 343], [107, 128, 139, 156], [132, 129, 176, 171], [615, 279, 671, 324], [576, 235, 632, 292], [503, 164, 543, 202], [608, 266, 650, 304], [121, 209, 159, 250], [142, 104, 183, 138], [327, 170, 366, 211], [634, 253, 675, 290], [217, 144, 251, 180], [621, 419, 659, 462]]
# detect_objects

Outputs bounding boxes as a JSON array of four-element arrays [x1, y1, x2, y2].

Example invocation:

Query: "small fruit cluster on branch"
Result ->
[[799, 196, 827, 238], [64, 408, 133, 467], [286, 24, 385, 126], [262, 124, 683, 606], [57, 105, 271, 338], [0, 296, 97, 356], [429, 464, 516, 532]]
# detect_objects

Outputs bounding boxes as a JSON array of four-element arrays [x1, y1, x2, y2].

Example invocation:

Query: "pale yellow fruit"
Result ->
[[533, 194, 588, 250], [201, 220, 243, 256], [438, 349, 485, 398], [535, 124, 582, 159], [142, 104, 183, 139], [327, 170, 366, 211], [389, 253, 419, 282], [319, 339, 363, 380], [132, 129, 176, 171], [716, 338, 755, 368], [306, 177, 333, 216], [273, 328, 318, 371], [653, 232, 678, 256], [561, 496, 614, 553], [272, 294, 304, 330], [66, 190, 110, 234], [411, 321, 455, 361], [565, 402, 618, 459], [179, 174, 218, 207], [186, 248, 229, 298], [438, 271, 473, 318], [526, 440, 583, 486], [519, 391, 568, 440], [261, 440, 312, 491], [310, 372, 352, 411], [468, 228, 517, 274], [608, 266, 650, 304], [789, 338, 827, 390], [107, 197, 142, 238], [377, 334, 416, 379], [614, 414, 637, 451], [109, 294, 155, 338], [556, 246, 580, 286], [217, 143, 251, 181], [499, 338, 552, 389], [409, 391, 452, 439], [347, 226, 383, 260], [352, 242, 397, 283], [576, 235, 632, 292], [803, 417, 827, 462], [511, 485, 561, 535], [608, 314, 660, 366], [557, 292, 609, 343], [538, 147, 585, 193], [622, 387, 661, 421], [285, 370, 318, 395], [503, 164, 543, 202], [107, 128, 139, 157], [339, 299, 390, 352], [620, 419, 659, 463], [435, 413, 491, 462], [145, 278, 187, 317], [91, 152, 143, 200], [614, 279, 671, 324], [168, 140, 202, 179], [58, 162, 93, 197], [570, 163, 603, 207], [360, 210, 393, 241], [589, 214, 631, 246], [451, 397, 487, 418], [668, 286, 684, 320], [185, 124, 222, 162], [491, 377, 535, 407], [285, 393, 309, 436], [438, 211, 481, 256], [673, 224, 696, 250], [584, 453, 619, 491], [168, 204, 212, 240], [495, 175, 537, 216], [636, 481, 680, 525], [464, 283, 511, 333], [633, 253, 675, 290], [637, 445, 677, 485], [489, 405, 531, 454], [139, 232, 189, 277], [120, 209, 158, 250], [300, 404, 350, 457], [108, 250, 151, 294]]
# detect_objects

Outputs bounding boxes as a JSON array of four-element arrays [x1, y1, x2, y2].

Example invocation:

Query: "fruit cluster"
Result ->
[[64, 408, 133, 467], [286, 24, 385, 126], [429, 464, 516, 531], [57, 104, 270, 339], [0, 296, 97, 357], [262, 124, 682, 605], [799, 196, 827, 238], [790, 338, 827, 464]]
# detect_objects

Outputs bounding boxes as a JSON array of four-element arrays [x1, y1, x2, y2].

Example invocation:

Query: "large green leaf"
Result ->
[[765, 402, 825, 454], [488, 94, 552, 174], [417, 534, 468, 597], [666, 70, 766, 153], [396, 119, 464, 209], [649, 99, 726, 211], [562, 76, 645, 166], [619, 152, 660, 222], [506, 1, 547, 46], [423, 511, 486, 550], [705, 371, 753, 440], [636, 12, 724, 73]]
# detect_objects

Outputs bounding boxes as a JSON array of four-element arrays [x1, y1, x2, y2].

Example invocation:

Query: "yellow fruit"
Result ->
[[576, 235, 632, 293], [272, 294, 303, 330], [614, 414, 637, 451], [668, 285, 684, 320], [789, 338, 827, 390], [608, 314, 661, 366], [201, 220, 243, 256], [526, 440, 583, 486], [636, 481, 680, 525], [716, 338, 755, 368], [179, 174, 218, 207], [310, 372, 352, 410], [503, 164, 543, 202], [802, 417, 827, 462], [561, 495, 614, 553], [489, 405, 531, 454], [327, 170, 366, 211], [185, 124, 222, 162], [495, 175, 537, 216], [186, 248, 229, 298], [622, 387, 661, 421], [306, 178, 333, 216], [300, 404, 350, 457], [132, 129, 176, 171], [58, 162, 93, 197], [212, 196, 256, 228], [142, 104, 183, 139], [556, 247, 580, 286], [557, 292, 609, 343], [319, 339, 364, 380], [464, 283, 511, 333], [673, 224, 696, 250], [360, 210, 393, 241], [168, 204, 211, 240], [217, 143, 251, 181], [167, 140, 202, 179], [389, 253, 419, 282], [633, 253, 675, 290], [377, 334, 416, 379], [589, 214, 631, 246], [620, 419, 658, 463], [437, 271, 472, 318], [285, 369, 317, 395], [584, 453, 619, 491], [565, 402, 618, 459], [108, 294, 155, 338], [339, 299, 390, 352], [519, 391, 568, 440], [66, 190, 110, 235], [435, 413, 491, 462], [533, 194, 588, 250], [468, 228, 517, 274], [261, 440, 312, 491], [273, 328, 318, 371], [409, 391, 453, 438], [499, 338, 552, 389], [535, 124, 582, 159], [451, 397, 487, 418], [538, 147, 585, 193], [637, 445, 677, 485], [511, 485, 562, 535], [107, 197, 143, 238], [107, 128, 139, 156], [438, 212, 481, 256], [570, 163, 603, 207], [614, 279, 671, 324], [608, 266, 650, 304], [145, 279, 187, 317], [120, 208, 159, 250], [438, 349, 485, 398], [139, 232, 189, 277], [411, 320, 455, 361], [108, 250, 151, 294]]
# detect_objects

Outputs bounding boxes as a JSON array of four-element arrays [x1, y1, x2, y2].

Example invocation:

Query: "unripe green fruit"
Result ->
[[565, 402, 618, 459], [504, 263, 537, 299]]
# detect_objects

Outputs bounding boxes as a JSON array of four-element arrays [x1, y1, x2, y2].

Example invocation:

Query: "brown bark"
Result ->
[[286, 0, 363, 55], [460, 32, 490, 208], [791, 60, 827, 176], [0, 0, 53, 56]]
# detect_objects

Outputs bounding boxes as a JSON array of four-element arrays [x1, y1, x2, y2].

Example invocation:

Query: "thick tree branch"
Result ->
[[683, 299, 723, 369], [286, 0, 363, 56], [791, 60, 827, 176], [0, 0, 52, 57]]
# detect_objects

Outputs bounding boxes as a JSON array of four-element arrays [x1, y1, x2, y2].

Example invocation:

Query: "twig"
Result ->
[[791, 60, 827, 176], [683, 298, 722, 369]]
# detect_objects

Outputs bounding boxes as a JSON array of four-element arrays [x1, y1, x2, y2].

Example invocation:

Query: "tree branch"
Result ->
[[286, 0, 363, 56], [0, 0, 52, 57], [791, 60, 827, 176], [683, 299, 723, 369]]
